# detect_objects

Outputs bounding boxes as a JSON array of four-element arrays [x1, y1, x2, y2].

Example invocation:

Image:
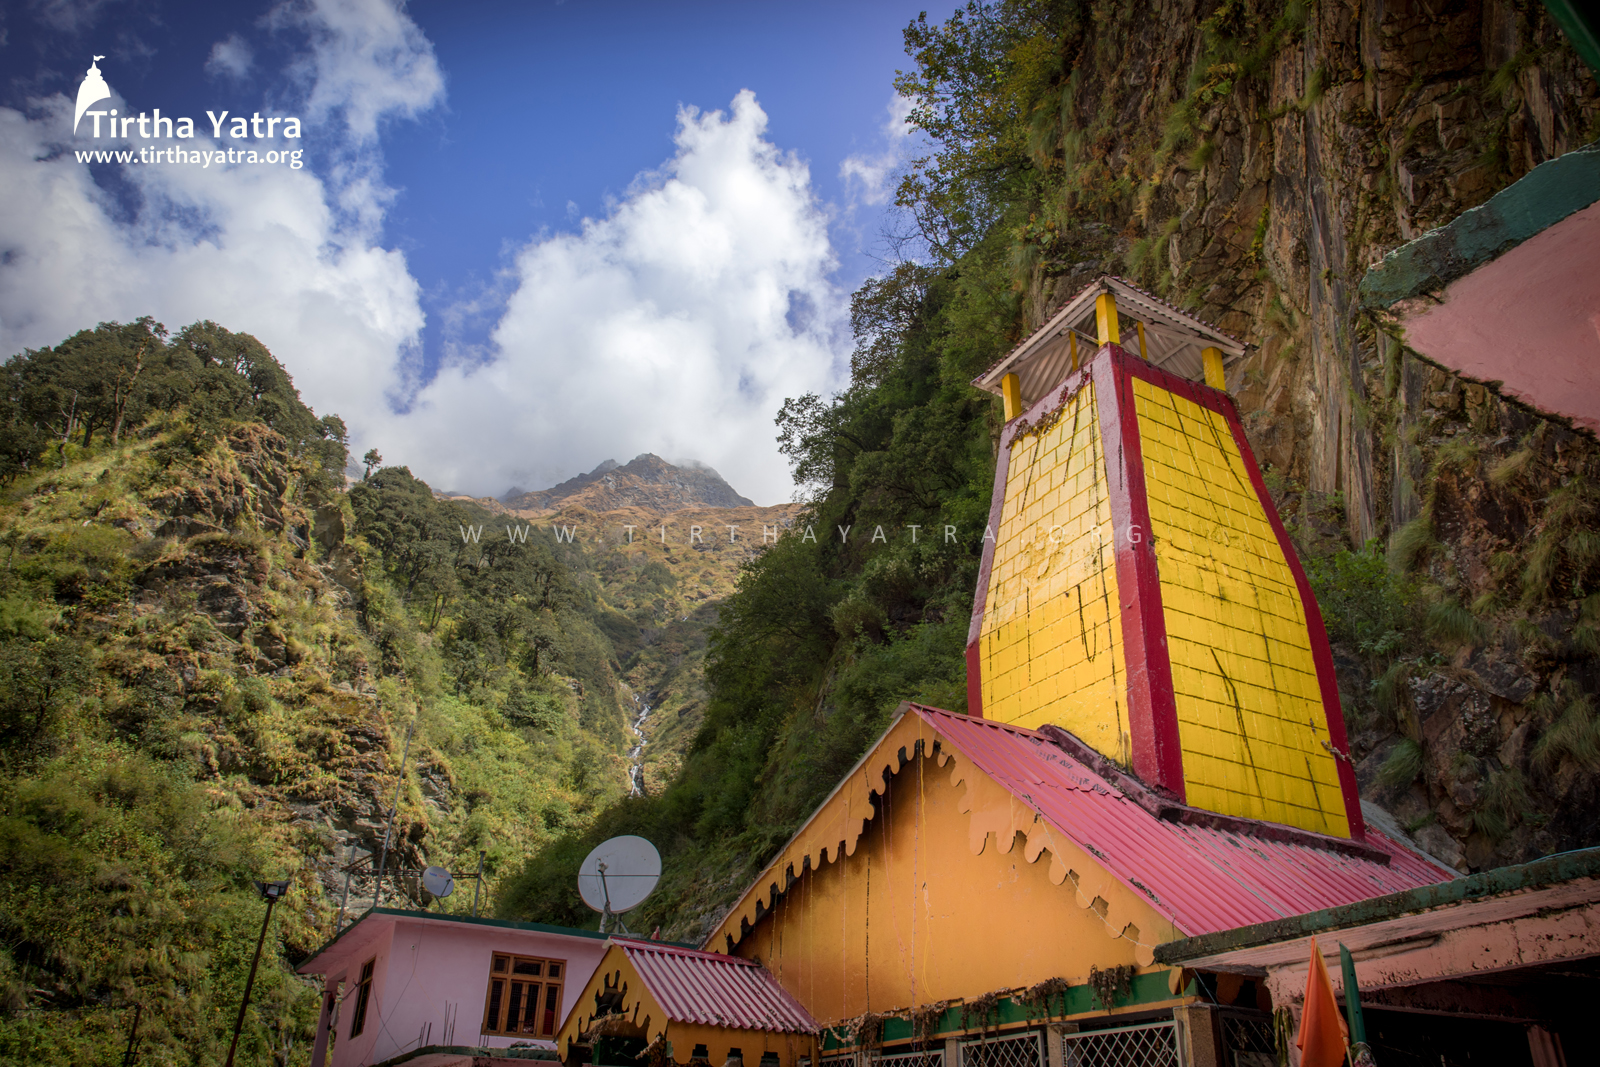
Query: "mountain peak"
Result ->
[[502, 455, 754, 513]]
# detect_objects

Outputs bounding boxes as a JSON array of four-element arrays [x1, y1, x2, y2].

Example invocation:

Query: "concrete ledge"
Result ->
[[1359, 141, 1600, 309], [1154, 845, 1600, 965]]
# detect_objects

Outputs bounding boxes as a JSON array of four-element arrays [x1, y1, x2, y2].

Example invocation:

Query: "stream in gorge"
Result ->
[[626, 694, 650, 796]]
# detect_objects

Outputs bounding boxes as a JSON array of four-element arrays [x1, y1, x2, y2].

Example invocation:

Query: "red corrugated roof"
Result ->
[[612, 938, 818, 1033], [911, 706, 1453, 936]]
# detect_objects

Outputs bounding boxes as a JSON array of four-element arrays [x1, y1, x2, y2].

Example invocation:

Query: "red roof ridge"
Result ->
[[910, 705, 1396, 863], [612, 937, 757, 964]]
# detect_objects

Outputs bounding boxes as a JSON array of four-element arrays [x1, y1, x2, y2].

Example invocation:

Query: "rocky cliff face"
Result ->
[[1020, 0, 1599, 870], [503, 453, 755, 513]]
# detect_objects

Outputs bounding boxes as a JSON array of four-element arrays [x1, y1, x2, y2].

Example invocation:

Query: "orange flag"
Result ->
[[1296, 936, 1349, 1067]]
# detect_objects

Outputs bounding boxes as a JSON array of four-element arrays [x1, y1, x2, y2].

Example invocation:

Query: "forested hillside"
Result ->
[[0, 321, 659, 1062], [503, 0, 1600, 939]]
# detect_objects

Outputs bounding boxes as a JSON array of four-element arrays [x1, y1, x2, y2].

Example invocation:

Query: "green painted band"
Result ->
[[1358, 142, 1600, 310], [818, 972, 1180, 1050]]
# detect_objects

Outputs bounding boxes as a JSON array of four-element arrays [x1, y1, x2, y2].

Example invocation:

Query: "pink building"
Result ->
[[297, 907, 613, 1067]]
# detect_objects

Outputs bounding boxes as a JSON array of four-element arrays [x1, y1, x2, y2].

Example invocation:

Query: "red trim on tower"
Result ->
[[1090, 345, 1185, 798], [1115, 355, 1365, 841], [964, 640, 983, 717]]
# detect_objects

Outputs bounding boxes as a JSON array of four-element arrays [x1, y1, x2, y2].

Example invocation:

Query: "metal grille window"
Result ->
[[1218, 1013, 1275, 1067], [481, 953, 565, 1037], [1059, 1021, 1178, 1067], [961, 1031, 1043, 1067], [875, 1047, 945, 1067], [820, 1055, 856, 1067]]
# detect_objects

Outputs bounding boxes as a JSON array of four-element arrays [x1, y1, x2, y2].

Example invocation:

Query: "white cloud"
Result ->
[[270, 0, 445, 144], [382, 90, 847, 505], [839, 94, 915, 207], [31, 0, 119, 34], [0, 4, 845, 507], [0, 0, 442, 446], [206, 33, 255, 80]]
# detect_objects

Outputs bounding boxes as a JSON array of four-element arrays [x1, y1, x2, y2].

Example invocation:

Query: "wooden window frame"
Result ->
[[349, 957, 376, 1039], [481, 952, 566, 1038]]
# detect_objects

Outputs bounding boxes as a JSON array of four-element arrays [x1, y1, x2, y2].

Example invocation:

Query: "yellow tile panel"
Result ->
[[980, 384, 1131, 764], [1131, 377, 1349, 838]]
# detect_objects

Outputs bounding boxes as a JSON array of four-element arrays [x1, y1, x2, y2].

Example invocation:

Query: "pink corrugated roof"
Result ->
[[911, 706, 1454, 937], [613, 938, 818, 1033]]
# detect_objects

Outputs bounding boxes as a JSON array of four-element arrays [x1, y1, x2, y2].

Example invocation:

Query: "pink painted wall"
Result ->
[[1398, 201, 1600, 433], [307, 915, 610, 1067]]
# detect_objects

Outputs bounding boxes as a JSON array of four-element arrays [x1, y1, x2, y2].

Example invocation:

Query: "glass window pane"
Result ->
[[521, 983, 542, 1033], [485, 979, 504, 1034], [512, 958, 543, 976], [506, 982, 524, 1035], [547, 963, 561, 978], [542, 983, 560, 1036], [493, 956, 508, 973]]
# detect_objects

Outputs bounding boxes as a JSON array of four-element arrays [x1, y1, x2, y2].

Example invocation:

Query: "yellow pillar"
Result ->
[[1068, 331, 1079, 372], [1202, 346, 1227, 391], [1136, 321, 1148, 361], [1001, 372, 1022, 420], [1095, 292, 1120, 346]]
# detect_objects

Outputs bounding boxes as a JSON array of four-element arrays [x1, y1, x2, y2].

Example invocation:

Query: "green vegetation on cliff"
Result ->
[[0, 321, 638, 1064]]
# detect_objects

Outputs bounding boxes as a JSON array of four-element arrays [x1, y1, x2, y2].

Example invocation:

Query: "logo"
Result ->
[[74, 55, 110, 133], [65, 54, 306, 170]]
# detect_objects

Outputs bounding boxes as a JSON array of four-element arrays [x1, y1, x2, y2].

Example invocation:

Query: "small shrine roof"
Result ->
[[972, 276, 1246, 407], [608, 938, 818, 1033]]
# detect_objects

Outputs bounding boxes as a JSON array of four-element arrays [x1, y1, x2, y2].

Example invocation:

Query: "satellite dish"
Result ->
[[578, 836, 660, 930], [422, 865, 455, 899]]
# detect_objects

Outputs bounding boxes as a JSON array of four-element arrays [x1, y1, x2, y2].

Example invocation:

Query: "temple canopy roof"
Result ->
[[972, 276, 1247, 408]]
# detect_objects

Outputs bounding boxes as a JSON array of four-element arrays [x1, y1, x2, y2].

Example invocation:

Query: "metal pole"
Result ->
[[1339, 943, 1367, 1046], [121, 1002, 142, 1067], [336, 846, 353, 933], [471, 850, 486, 918], [373, 717, 416, 910], [224, 894, 278, 1067]]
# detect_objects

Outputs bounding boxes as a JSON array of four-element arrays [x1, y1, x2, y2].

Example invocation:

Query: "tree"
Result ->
[[363, 449, 383, 479], [0, 636, 91, 744]]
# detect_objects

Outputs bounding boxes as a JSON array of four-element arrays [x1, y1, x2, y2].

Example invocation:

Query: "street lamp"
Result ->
[[224, 878, 291, 1067]]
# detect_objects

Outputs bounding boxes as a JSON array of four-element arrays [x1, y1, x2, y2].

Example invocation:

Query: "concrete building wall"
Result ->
[[320, 919, 609, 1067]]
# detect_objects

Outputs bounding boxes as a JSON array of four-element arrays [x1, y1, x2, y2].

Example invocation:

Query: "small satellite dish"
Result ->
[[422, 865, 455, 899], [578, 836, 661, 931]]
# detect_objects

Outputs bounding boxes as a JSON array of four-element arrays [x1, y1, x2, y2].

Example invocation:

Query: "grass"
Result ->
[[1474, 768, 1529, 842], [1388, 515, 1437, 572], [1377, 738, 1424, 789], [1425, 598, 1488, 648], [1532, 682, 1600, 772]]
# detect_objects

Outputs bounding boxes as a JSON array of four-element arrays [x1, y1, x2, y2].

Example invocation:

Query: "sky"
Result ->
[[0, 0, 954, 504]]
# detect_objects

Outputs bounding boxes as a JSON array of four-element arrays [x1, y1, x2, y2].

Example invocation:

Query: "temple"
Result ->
[[556, 277, 1458, 1067]]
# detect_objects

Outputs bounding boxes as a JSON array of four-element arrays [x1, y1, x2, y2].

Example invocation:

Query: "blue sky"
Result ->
[[0, 0, 954, 501]]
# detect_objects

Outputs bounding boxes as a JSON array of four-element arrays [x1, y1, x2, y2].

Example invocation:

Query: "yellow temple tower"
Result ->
[[967, 277, 1364, 841]]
